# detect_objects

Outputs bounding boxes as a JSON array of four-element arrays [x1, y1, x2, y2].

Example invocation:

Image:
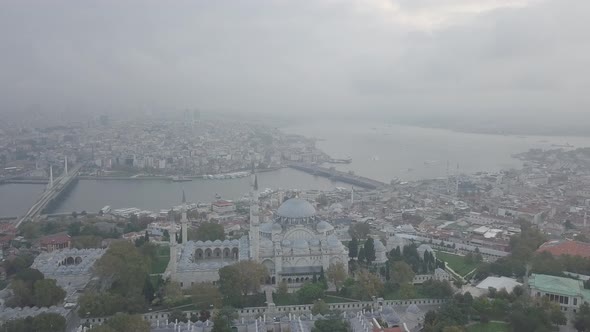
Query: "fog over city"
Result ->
[[1, 0, 590, 124], [6, 2, 590, 332]]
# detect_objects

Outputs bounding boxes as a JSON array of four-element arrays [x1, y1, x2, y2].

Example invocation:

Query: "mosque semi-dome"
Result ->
[[277, 198, 317, 219], [316, 220, 334, 232]]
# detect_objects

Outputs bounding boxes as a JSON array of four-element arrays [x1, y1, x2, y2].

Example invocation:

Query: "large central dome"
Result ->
[[277, 198, 316, 219]]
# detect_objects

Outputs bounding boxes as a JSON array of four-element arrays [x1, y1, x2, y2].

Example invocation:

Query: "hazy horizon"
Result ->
[[1, 0, 589, 122]]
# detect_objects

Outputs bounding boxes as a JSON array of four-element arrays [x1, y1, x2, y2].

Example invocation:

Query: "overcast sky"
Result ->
[[1, 0, 589, 119]]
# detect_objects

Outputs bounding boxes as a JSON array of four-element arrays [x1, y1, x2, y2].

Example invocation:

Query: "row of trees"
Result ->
[[78, 241, 154, 317], [0, 313, 66, 332], [348, 236, 376, 264], [423, 288, 566, 332], [8, 268, 65, 308]]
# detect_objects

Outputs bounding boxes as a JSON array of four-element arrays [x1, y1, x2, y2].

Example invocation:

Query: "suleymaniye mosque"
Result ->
[[167, 174, 350, 289]]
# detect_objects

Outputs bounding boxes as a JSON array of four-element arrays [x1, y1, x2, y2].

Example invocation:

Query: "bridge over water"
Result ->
[[15, 164, 82, 228], [288, 163, 387, 189]]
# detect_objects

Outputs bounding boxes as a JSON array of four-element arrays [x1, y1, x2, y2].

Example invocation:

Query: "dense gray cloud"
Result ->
[[0, 0, 588, 118]]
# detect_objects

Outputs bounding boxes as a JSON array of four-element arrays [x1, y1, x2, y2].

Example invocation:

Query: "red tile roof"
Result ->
[[537, 240, 590, 258], [39, 233, 71, 246]]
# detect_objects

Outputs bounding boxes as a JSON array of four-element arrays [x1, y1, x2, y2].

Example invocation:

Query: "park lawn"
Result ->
[[467, 322, 510, 332], [151, 246, 171, 274], [324, 295, 358, 303], [435, 251, 481, 277], [273, 293, 301, 306], [383, 285, 430, 300]]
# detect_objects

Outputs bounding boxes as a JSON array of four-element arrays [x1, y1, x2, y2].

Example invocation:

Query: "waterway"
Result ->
[[3, 121, 590, 217], [283, 120, 590, 183], [0, 183, 46, 218], [0, 168, 349, 216]]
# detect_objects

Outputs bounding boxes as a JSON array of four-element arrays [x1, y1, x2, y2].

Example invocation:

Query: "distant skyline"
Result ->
[[1, 0, 589, 120]]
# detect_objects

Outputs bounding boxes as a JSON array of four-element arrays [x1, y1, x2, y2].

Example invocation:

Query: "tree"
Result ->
[[15, 268, 44, 287], [89, 313, 150, 332], [94, 241, 150, 298], [32, 313, 66, 332], [142, 276, 155, 304], [575, 303, 590, 332], [1, 313, 66, 332], [163, 281, 183, 306], [357, 270, 384, 300], [68, 222, 81, 236], [78, 292, 128, 317], [8, 280, 34, 307], [212, 314, 232, 332], [311, 299, 330, 315], [326, 263, 347, 292], [297, 282, 325, 304], [218, 261, 266, 306], [277, 281, 288, 296], [399, 283, 416, 299], [33, 279, 66, 307], [5, 254, 34, 275], [348, 223, 370, 239], [191, 282, 222, 310], [358, 247, 366, 263], [390, 261, 415, 285], [168, 309, 188, 323], [364, 237, 376, 263], [389, 246, 402, 261], [192, 222, 225, 241], [348, 237, 359, 259], [422, 280, 453, 299], [312, 319, 349, 332]]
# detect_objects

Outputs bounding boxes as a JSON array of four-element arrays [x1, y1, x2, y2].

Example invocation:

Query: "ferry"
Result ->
[[327, 157, 352, 164]]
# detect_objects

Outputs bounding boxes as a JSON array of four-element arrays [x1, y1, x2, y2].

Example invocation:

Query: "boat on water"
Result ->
[[327, 157, 352, 164], [171, 176, 192, 182]]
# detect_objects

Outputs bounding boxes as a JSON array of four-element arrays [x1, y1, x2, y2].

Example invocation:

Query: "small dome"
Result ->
[[277, 198, 316, 219], [406, 304, 421, 315], [327, 235, 341, 247], [259, 223, 273, 233], [292, 239, 308, 249], [374, 239, 386, 251], [309, 239, 321, 246], [316, 220, 334, 232], [272, 223, 283, 232], [260, 238, 273, 248]]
